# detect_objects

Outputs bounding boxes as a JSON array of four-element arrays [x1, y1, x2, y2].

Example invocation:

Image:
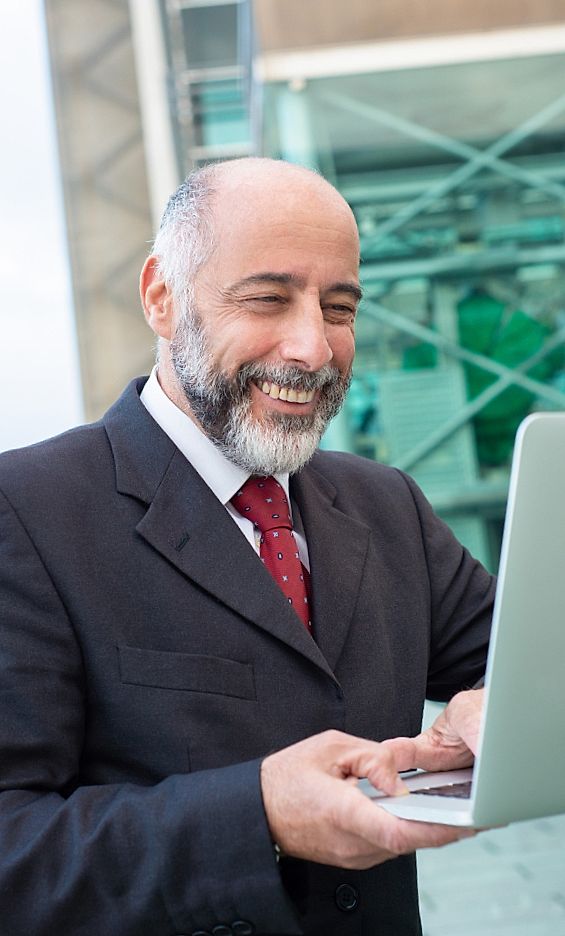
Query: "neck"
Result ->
[[155, 355, 202, 429]]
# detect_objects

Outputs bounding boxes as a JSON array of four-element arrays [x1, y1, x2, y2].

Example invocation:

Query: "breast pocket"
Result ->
[[117, 645, 256, 700]]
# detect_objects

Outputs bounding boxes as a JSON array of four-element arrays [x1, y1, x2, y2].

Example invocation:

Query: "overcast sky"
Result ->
[[0, 0, 83, 452]]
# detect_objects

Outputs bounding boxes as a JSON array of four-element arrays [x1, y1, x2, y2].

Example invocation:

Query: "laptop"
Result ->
[[359, 412, 565, 827]]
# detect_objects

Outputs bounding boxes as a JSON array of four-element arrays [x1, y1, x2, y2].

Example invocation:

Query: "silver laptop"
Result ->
[[360, 412, 565, 827]]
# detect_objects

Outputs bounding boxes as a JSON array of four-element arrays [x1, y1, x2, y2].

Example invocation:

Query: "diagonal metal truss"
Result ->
[[318, 86, 565, 244], [364, 299, 565, 472]]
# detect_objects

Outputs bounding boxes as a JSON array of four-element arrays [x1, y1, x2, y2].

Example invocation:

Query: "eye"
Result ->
[[324, 304, 357, 323], [243, 294, 284, 303], [243, 294, 287, 311]]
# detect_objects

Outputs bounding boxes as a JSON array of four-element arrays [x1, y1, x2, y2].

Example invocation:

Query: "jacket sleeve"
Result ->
[[0, 489, 301, 936], [398, 472, 496, 702]]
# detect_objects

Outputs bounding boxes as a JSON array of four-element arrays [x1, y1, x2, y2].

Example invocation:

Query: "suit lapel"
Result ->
[[137, 450, 334, 676], [292, 461, 371, 672], [104, 381, 334, 678]]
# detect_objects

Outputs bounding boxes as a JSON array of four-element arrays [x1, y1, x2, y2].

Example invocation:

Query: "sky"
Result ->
[[0, 1, 83, 452]]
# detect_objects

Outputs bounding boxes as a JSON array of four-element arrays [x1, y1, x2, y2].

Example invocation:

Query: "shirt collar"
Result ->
[[140, 368, 291, 506]]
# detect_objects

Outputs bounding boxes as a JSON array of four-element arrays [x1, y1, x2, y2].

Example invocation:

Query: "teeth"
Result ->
[[256, 381, 314, 403]]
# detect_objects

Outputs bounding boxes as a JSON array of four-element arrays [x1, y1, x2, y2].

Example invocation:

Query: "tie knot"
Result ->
[[232, 476, 292, 533]]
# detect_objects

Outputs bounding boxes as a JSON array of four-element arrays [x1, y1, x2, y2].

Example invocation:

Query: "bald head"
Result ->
[[209, 157, 352, 212], [152, 158, 359, 303]]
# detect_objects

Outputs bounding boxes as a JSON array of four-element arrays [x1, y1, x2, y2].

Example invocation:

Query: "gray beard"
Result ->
[[169, 308, 351, 475]]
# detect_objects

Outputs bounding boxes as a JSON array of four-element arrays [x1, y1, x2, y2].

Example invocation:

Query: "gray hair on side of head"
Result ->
[[152, 163, 218, 311]]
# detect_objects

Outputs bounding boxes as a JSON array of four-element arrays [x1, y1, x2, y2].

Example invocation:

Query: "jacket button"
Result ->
[[232, 924, 254, 936], [335, 883, 359, 912], [212, 927, 232, 936]]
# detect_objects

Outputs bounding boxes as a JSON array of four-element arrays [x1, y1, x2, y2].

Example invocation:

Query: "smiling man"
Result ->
[[0, 158, 494, 936], [143, 159, 359, 476]]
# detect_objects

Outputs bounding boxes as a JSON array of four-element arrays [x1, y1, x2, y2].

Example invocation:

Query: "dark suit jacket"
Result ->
[[0, 378, 494, 936]]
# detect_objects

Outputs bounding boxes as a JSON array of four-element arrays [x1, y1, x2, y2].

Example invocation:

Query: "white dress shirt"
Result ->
[[140, 368, 310, 568]]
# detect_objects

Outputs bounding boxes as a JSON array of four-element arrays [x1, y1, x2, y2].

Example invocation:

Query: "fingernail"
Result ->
[[394, 778, 410, 796]]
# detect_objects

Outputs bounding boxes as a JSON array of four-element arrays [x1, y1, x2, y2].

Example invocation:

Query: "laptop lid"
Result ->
[[362, 412, 565, 827], [472, 411, 565, 826]]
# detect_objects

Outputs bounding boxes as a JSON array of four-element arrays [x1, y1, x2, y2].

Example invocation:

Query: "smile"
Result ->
[[255, 381, 315, 403]]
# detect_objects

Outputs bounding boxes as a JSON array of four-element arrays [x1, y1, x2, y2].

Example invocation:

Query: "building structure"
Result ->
[[45, 0, 565, 568]]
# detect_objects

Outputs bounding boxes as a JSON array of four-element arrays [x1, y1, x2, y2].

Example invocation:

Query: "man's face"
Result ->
[[169, 174, 361, 474]]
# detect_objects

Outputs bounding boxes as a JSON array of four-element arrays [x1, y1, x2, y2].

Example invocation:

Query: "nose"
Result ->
[[277, 304, 333, 372]]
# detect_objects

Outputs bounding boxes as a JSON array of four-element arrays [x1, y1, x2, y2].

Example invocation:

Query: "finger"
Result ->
[[379, 737, 419, 771], [385, 730, 474, 773], [341, 785, 475, 857], [372, 804, 477, 853], [339, 742, 409, 796]]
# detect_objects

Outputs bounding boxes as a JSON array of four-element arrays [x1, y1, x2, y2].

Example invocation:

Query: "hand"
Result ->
[[383, 688, 484, 773], [260, 729, 475, 870]]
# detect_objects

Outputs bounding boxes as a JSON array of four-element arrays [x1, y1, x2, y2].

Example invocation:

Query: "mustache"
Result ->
[[236, 362, 342, 392]]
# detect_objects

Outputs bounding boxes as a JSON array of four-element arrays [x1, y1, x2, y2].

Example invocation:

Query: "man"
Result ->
[[0, 158, 494, 935]]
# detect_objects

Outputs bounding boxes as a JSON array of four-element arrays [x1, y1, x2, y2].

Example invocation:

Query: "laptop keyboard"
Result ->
[[415, 780, 473, 799]]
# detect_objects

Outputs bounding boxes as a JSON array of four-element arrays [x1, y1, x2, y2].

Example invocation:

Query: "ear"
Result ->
[[140, 255, 176, 340]]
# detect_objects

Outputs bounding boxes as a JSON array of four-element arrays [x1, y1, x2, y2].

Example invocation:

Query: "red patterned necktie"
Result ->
[[232, 476, 312, 632]]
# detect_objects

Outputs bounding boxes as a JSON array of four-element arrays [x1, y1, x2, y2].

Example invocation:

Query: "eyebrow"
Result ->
[[230, 272, 363, 303]]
